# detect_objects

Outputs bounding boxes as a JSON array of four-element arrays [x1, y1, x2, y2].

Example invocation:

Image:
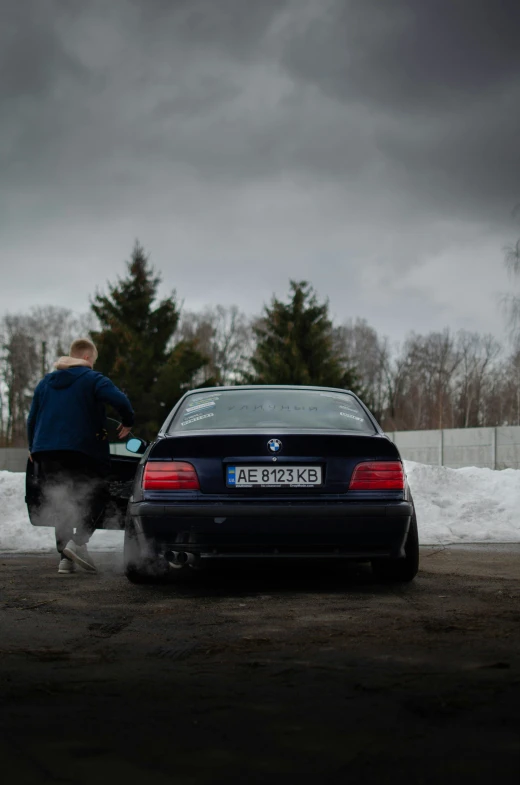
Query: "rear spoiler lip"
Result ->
[[148, 434, 400, 461], [156, 428, 385, 437]]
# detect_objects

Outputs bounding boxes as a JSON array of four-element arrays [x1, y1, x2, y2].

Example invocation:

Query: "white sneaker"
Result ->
[[58, 557, 76, 574], [63, 541, 97, 573]]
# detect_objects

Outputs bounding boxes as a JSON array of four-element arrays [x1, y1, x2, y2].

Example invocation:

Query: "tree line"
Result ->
[[2, 240, 520, 446]]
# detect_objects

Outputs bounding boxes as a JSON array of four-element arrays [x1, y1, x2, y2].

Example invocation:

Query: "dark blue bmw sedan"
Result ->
[[122, 385, 419, 583]]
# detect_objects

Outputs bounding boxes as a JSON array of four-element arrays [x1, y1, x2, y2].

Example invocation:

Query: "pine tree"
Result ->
[[90, 241, 210, 438], [248, 281, 358, 389]]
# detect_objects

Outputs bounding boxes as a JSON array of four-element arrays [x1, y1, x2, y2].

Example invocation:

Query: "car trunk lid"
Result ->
[[147, 431, 401, 495]]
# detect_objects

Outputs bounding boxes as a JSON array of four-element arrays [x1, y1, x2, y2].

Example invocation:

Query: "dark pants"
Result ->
[[33, 451, 108, 555]]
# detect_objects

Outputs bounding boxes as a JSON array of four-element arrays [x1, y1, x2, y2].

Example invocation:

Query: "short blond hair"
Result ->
[[70, 338, 98, 360]]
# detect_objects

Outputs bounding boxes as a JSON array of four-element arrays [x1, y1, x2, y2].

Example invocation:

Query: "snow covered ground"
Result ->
[[405, 461, 520, 544], [1, 461, 519, 553]]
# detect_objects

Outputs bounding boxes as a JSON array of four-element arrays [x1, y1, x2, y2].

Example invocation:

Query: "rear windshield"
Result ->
[[167, 389, 375, 433]]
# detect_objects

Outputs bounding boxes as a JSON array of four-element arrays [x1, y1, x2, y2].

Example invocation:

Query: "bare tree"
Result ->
[[381, 339, 418, 431], [0, 306, 95, 446], [333, 318, 389, 420], [490, 343, 520, 426], [0, 315, 40, 446], [502, 229, 520, 338], [380, 330, 462, 431], [27, 306, 97, 373], [177, 305, 253, 385], [453, 331, 501, 427]]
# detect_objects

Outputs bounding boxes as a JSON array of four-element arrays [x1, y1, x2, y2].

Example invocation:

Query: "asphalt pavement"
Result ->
[[1, 546, 519, 784]]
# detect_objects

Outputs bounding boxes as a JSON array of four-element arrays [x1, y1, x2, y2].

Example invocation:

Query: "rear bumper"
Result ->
[[129, 500, 412, 518], [128, 500, 414, 560]]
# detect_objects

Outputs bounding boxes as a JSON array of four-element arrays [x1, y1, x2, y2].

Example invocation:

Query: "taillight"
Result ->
[[142, 461, 200, 490], [349, 461, 404, 490]]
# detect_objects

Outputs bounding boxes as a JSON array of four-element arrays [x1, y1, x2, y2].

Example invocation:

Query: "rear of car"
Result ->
[[124, 386, 418, 582]]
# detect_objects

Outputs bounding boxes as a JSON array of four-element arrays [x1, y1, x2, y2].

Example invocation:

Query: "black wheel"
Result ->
[[124, 519, 167, 584], [372, 512, 419, 583]]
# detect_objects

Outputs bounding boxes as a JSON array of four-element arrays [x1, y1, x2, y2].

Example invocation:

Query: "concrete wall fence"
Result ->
[[0, 448, 30, 473], [3, 426, 520, 472], [387, 426, 520, 470]]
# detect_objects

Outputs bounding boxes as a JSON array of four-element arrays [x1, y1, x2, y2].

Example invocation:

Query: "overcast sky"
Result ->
[[2, 0, 520, 343]]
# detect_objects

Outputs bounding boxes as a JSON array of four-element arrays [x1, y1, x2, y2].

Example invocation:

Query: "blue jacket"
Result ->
[[27, 367, 134, 467]]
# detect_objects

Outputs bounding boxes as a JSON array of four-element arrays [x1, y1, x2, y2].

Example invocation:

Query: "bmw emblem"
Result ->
[[267, 439, 282, 453]]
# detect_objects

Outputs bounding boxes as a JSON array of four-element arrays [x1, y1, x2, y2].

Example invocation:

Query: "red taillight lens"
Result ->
[[349, 461, 404, 490], [142, 461, 200, 490]]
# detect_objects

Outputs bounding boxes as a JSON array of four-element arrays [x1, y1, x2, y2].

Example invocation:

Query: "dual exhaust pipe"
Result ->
[[164, 550, 197, 569]]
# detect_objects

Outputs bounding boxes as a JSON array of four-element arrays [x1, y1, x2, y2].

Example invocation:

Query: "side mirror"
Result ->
[[126, 437, 148, 455]]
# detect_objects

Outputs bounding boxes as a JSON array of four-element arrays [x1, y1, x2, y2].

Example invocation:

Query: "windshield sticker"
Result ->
[[187, 396, 219, 407], [181, 412, 215, 426], [184, 400, 216, 414], [226, 405, 318, 412], [319, 393, 350, 401], [188, 395, 219, 405], [340, 411, 364, 422]]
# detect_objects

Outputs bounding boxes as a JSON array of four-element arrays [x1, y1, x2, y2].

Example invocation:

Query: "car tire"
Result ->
[[371, 511, 419, 583], [124, 519, 167, 584]]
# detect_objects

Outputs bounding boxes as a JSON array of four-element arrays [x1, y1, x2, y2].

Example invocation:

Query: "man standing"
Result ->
[[27, 338, 134, 574]]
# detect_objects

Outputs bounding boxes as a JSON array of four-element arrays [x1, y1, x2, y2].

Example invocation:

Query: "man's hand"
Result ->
[[117, 424, 132, 440], [28, 452, 33, 463]]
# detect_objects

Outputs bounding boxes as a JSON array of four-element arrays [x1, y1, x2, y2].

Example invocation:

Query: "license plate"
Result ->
[[227, 465, 322, 487]]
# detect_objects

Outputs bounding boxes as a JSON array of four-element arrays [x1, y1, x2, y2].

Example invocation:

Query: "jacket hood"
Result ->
[[47, 364, 91, 390], [53, 356, 92, 370]]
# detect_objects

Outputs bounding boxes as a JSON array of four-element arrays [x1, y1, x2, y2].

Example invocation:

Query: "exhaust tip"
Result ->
[[164, 550, 196, 567]]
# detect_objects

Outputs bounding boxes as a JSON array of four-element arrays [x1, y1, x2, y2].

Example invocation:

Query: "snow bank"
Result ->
[[1, 462, 520, 553], [405, 461, 520, 544], [0, 471, 122, 552]]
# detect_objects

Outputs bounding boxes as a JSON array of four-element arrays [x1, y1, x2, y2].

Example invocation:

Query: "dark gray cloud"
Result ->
[[0, 0, 519, 341], [1, 2, 86, 102], [134, 0, 285, 57], [284, 0, 520, 111], [280, 0, 520, 222]]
